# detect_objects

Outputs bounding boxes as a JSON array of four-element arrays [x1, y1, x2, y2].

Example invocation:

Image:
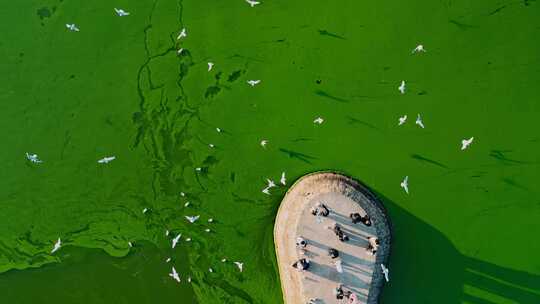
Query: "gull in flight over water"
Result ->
[[98, 156, 115, 164], [177, 28, 187, 40], [461, 137, 474, 150], [66, 24, 79, 32], [165, 230, 170, 236], [216, 127, 222, 133], [166, 257, 171, 263], [262, 187, 270, 195], [180, 192, 185, 197], [313, 117, 324, 124], [185, 215, 200, 223], [412, 44, 426, 54], [222, 258, 227, 262], [26, 153, 43, 163], [381, 264, 390, 282], [142, 208, 148, 214], [400, 176, 409, 194], [247, 80, 261, 87], [169, 266, 181, 283], [114, 8, 130, 16], [208, 218, 214, 223], [51, 238, 62, 254], [172, 233, 182, 248], [128, 241, 133, 247], [177, 48, 184, 55], [398, 81, 406, 94], [184, 201, 190, 207], [260, 139, 268, 148], [415, 114, 425, 129], [266, 179, 276, 188], [207, 62, 214, 71], [234, 261, 244, 272], [398, 115, 407, 126], [246, 0, 260, 7], [280, 172, 286, 185]]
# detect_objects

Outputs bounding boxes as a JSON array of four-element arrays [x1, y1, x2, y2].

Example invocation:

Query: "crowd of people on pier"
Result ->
[[291, 201, 384, 303]]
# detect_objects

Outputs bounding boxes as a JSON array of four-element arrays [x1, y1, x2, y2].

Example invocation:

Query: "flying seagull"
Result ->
[[415, 114, 425, 129], [185, 215, 200, 223], [246, 0, 260, 7], [114, 8, 130, 16], [461, 137, 474, 150], [177, 28, 187, 40], [209, 144, 215, 148], [208, 218, 214, 223], [26, 153, 43, 163], [247, 80, 261, 87], [400, 176, 409, 194], [172, 233, 182, 248], [260, 139, 268, 148], [142, 208, 148, 214], [177, 48, 184, 55], [313, 117, 324, 124], [262, 187, 270, 195], [65, 24, 79, 32], [280, 172, 286, 185], [398, 115, 407, 126], [266, 179, 276, 188], [412, 44, 426, 54], [381, 264, 390, 282], [234, 261, 244, 272], [398, 80, 406, 94], [166, 257, 172, 263], [216, 127, 222, 133], [222, 258, 227, 262], [184, 201, 190, 207], [169, 266, 181, 283], [165, 230, 170, 236], [98, 156, 115, 164], [180, 192, 185, 197], [51, 238, 62, 254], [207, 62, 214, 71]]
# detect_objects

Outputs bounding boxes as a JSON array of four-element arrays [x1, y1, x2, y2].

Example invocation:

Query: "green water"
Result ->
[[1, 0, 540, 303]]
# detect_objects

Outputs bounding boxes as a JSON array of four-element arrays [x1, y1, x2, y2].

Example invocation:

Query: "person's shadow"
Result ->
[[375, 191, 540, 304]]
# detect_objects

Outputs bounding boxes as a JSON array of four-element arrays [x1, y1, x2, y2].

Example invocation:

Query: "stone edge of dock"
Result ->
[[274, 171, 392, 304]]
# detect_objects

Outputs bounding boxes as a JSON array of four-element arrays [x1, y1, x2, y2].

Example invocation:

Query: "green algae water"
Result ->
[[1, 0, 539, 303]]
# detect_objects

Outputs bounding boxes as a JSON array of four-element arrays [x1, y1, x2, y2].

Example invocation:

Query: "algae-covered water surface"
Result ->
[[1, 0, 539, 303]]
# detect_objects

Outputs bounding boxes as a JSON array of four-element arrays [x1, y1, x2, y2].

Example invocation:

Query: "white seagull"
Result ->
[[169, 266, 181, 283], [184, 202, 190, 207], [208, 218, 214, 223], [412, 44, 426, 54], [398, 115, 407, 126], [165, 230, 170, 236], [221, 258, 227, 262], [280, 172, 286, 185], [177, 48, 184, 55], [98, 156, 115, 164], [166, 257, 172, 263], [114, 8, 130, 16], [266, 179, 276, 188], [26, 153, 43, 163], [216, 127, 222, 133], [234, 261, 244, 272], [247, 80, 261, 87], [313, 117, 324, 124], [381, 264, 390, 282], [260, 139, 268, 148], [177, 28, 187, 40], [246, 0, 260, 7], [207, 62, 214, 71], [51, 238, 62, 254], [65, 24, 79, 32], [142, 208, 148, 214], [262, 187, 270, 195], [461, 137, 474, 150], [415, 114, 425, 129], [209, 144, 215, 148], [185, 215, 200, 223], [400, 176, 409, 194], [172, 233, 182, 248], [398, 80, 406, 94]]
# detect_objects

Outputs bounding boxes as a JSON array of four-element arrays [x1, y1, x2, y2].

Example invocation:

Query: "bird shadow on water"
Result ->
[[374, 192, 540, 304]]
